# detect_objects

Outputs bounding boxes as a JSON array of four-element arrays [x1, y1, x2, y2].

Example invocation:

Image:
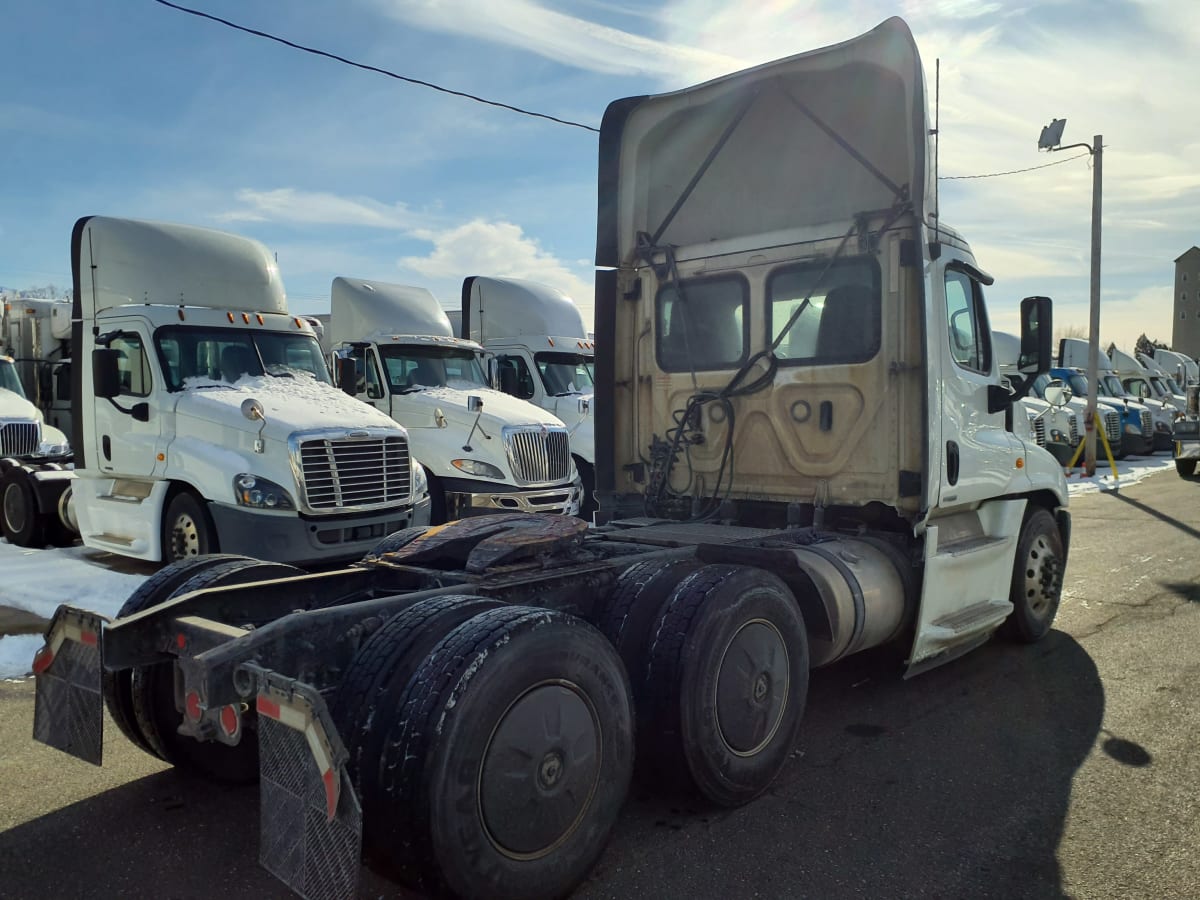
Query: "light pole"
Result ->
[[1039, 118, 1103, 475]]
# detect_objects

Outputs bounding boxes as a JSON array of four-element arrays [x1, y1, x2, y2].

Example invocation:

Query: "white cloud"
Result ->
[[218, 188, 421, 229], [367, 0, 743, 79], [400, 218, 595, 323]]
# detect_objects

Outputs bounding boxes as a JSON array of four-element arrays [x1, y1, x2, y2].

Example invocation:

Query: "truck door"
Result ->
[[935, 264, 1022, 505], [348, 345, 387, 411], [91, 321, 162, 477], [906, 260, 1027, 673]]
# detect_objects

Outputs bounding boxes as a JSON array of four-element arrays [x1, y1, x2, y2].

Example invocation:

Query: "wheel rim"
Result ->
[[3, 482, 26, 535], [715, 618, 790, 757], [479, 680, 602, 860], [170, 512, 201, 559], [1023, 532, 1062, 620]]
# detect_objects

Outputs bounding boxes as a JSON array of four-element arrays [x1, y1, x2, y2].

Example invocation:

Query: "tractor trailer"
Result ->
[[4, 217, 428, 562], [31, 19, 1069, 900]]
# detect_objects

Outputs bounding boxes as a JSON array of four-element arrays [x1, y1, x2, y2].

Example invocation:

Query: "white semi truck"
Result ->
[[327, 276, 583, 523], [33, 20, 1070, 900], [1110, 345, 1185, 413], [3, 217, 429, 562], [1, 297, 75, 438], [455, 276, 597, 512]]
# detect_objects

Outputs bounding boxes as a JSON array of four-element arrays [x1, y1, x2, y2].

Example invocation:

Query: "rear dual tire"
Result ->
[[352, 604, 633, 900]]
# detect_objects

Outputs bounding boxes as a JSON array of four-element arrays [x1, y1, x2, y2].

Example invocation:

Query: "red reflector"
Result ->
[[32, 646, 54, 675], [185, 690, 202, 722], [256, 696, 281, 720], [322, 768, 337, 820], [175, 633, 187, 650], [80, 630, 98, 646], [220, 705, 239, 737]]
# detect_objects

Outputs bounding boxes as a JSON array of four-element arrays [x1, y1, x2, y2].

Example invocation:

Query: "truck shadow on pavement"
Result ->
[[579, 631, 1107, 900], [0, 633, 1106, 900]]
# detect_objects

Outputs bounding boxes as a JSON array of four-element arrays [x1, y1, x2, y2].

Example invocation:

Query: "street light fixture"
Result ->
[[1039, 118, 1103, 476]]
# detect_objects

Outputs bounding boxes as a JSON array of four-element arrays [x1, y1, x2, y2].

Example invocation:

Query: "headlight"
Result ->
[[1123, 423, 1141, 435], [411, 459, 429, 496], [233, 474, 295, 510], [451, 458, 506, 479], [35, 441, 70, 457]]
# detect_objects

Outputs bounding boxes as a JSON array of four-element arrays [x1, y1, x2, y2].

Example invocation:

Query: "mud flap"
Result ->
[[32, 605, 109, 765], [249, 669, 362, 900]]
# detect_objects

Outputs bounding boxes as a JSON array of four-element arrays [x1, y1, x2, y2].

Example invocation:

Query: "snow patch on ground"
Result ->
[[1064, 453, 1177, 495], [0, 539, 150, 678]]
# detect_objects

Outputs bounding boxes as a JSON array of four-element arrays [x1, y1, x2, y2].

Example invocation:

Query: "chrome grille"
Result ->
[[1139, 410, 1153, 438], [1033, 417, 1046, 446], [297, 434, 410, 512], [1068, 415, 1080, 444], [0, 421, 39, 457], [1103, 410, 1121, 443], [503, 426, 572, 486]]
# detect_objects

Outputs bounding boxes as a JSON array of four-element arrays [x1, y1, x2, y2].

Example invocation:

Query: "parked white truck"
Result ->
[[327, 276, 583, 523], [1, 297, 74, 439], [32, 20, 1070, 900], [994, 331, 1080, 463], [454, 276, 596, 512], [1109, 344, 1185, 413], [3, 217, 429, 562]]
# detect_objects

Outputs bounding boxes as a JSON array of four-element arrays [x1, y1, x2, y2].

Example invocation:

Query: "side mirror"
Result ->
[[1044, 384, 1069, 407], [336, 356, 357, 396], [92, 349, 121, 399], [467, 395, 484, 413], [578, 397, 591, 415], [1018, 296, 1053, 375]]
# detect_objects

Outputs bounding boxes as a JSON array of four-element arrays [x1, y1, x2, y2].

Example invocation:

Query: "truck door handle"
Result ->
[[102, 435, 112, 461], [946, 440, 959, 486]]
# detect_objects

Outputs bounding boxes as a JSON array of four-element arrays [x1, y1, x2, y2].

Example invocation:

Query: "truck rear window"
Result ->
[[655, 275, 749, 373], [767, 257, 881, 366]]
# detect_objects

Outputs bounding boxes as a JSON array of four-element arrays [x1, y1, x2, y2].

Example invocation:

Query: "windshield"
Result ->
[[1163, 375, 1184, 394], [1100, 374, 1126, 397], [1067, 374, 1090, 397], [0, 360, 26, 398], [534, 352, 595, 395], [376, 345, 487, 393], [155, 327, 331, 391]]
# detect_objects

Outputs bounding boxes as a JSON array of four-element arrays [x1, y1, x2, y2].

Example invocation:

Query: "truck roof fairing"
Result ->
[[71, 217, 288, 318], [596, 16, 931, 269], [330, 277, 455, 347], [461, 276, 589, 343]]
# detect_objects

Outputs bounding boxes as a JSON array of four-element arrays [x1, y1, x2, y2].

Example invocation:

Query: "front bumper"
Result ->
[[443, 475, 583, 519], [1174, 440, 1200, 461], [209, 497, 430, 564]]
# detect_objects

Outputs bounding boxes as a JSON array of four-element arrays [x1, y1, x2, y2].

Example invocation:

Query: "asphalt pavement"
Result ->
[[1, 473, 1197, 899]]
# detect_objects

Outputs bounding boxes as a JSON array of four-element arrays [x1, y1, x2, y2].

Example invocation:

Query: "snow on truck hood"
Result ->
[[400, 384, 567, 430], [176, 374, 402, 439], [0, 388, 39, 421], [598, 16, 930, 266]]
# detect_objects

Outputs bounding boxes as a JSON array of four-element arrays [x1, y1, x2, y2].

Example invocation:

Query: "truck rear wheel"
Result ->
[[129, 558, 302, 783], [1176, 459, 1196, 477], [597, 556, 702, 685], [332, 593, 505, 830], [374, 606, 633, 899], [1001, 507, 1064, 643], [643, 564, 809, 807], [1, 468, 46, 548], [162, 489, 218, 562], [104, 554, 255, 759]]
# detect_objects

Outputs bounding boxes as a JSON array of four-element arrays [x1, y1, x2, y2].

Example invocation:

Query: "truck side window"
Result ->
[[497, 356, 535, 399], [351, 347, 384, 399], [656, 275, 749, 372], [944, 270, 991, 374], [110, 333, 153, 397], [768, 257, 880, 365]]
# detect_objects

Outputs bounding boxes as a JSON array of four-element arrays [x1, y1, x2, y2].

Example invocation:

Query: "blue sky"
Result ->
[[3, 0, 1198, 348]]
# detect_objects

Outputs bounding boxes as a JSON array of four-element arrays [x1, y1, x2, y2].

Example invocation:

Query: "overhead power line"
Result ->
[[151, 0, 601, 133], [939, 151, 1092, 180], [153, 1, 1093, 180]]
